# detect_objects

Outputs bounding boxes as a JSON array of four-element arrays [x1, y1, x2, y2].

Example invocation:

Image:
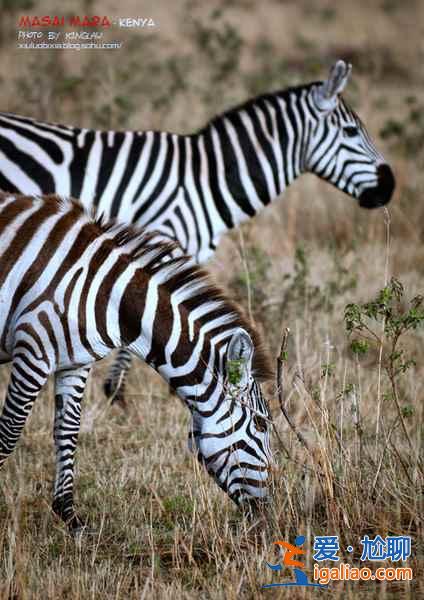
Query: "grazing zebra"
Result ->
[[0, 192, 274, 533], [0, 60, 395, 403]]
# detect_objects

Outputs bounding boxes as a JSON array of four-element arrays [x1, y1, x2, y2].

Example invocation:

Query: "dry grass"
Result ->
[[0, 0, 423, 598]]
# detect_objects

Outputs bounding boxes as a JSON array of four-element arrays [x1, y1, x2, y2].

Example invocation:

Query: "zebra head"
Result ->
[[305, 60, 395, 208], [189, 328, 273, 508]]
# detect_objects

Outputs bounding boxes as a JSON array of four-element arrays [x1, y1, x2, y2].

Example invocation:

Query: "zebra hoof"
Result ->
[[103, 379, 113, 398], [71, 524, 97, 538], [68, 515, 96, 537]]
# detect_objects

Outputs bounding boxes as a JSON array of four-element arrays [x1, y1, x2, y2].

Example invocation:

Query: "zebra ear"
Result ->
[[226, 329, 254, 387], [314, 60, 352, 111]]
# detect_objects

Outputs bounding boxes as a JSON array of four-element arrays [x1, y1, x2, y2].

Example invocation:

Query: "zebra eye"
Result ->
[[344, 126, 359, 138], [253, 415, 267, 432]]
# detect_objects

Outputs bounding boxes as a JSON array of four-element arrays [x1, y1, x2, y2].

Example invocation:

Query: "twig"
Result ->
[[375, 207, 391, 460], [276, 328, 310, 451], [388, 439, 416, 488], [276, 327, 290, 412], [388, 367, 424, 477], [271, 448, 348, 493], [370, 416, 400, 495], [271, 329, 332, 499]]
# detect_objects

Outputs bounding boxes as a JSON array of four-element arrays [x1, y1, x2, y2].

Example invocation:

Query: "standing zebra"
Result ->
[[0, 192, 273, 533], [0, 60, 395, 402]]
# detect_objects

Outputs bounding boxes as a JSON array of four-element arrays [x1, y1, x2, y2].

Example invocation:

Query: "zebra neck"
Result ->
[[195, 96, 304, 236], [125, 335, 228, 413], [125, 299, 232, 412], [128, 330, 227, 407]]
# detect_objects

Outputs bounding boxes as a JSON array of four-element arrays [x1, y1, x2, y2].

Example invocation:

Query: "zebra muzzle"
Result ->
[[359, 164, 395, 209]]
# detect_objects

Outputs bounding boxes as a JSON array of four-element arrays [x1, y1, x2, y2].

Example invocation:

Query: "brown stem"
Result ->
[[276, 328, 309, 451], [387, 361, 424, 477]]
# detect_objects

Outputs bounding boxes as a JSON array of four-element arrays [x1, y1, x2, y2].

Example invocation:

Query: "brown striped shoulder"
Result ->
[[0, 192, 273, 380]]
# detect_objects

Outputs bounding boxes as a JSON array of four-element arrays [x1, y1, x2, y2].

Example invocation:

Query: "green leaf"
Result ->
[[401, 405, 415, 418], [227, 359, 245, 385], [350, 339, 369, 355]]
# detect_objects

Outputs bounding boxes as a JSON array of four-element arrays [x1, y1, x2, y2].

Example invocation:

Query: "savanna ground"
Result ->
[[0, 0, 423, 598]]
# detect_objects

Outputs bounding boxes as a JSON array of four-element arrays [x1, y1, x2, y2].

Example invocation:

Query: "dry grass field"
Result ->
[[0, 0, 423, 598]]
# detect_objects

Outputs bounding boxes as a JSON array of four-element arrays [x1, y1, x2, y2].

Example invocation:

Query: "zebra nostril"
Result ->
[[359, 163, 395, 209], [377, 164, 395, 200]]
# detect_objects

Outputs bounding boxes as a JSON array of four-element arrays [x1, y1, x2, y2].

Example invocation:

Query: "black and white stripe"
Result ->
[[0, 60, 395, 402], [0, 192, 273, 532]]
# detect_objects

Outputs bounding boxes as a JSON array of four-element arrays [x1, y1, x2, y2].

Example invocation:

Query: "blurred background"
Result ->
[[0, 1, 422, 598]]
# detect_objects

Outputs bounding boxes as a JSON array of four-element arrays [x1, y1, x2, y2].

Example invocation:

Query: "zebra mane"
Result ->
[[102, 233, 273, 382], [196, 82, 318, 134], [7, 192, 273, 382], [91, 201, 274, 381], [195, 81, 358, 135], [154, 263, 275, 382]]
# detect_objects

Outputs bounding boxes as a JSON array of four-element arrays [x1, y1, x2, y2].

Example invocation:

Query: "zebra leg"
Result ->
[[51, 366, 91, 534], [0, 356, 48, 467], [103, 348, 132, 408]]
